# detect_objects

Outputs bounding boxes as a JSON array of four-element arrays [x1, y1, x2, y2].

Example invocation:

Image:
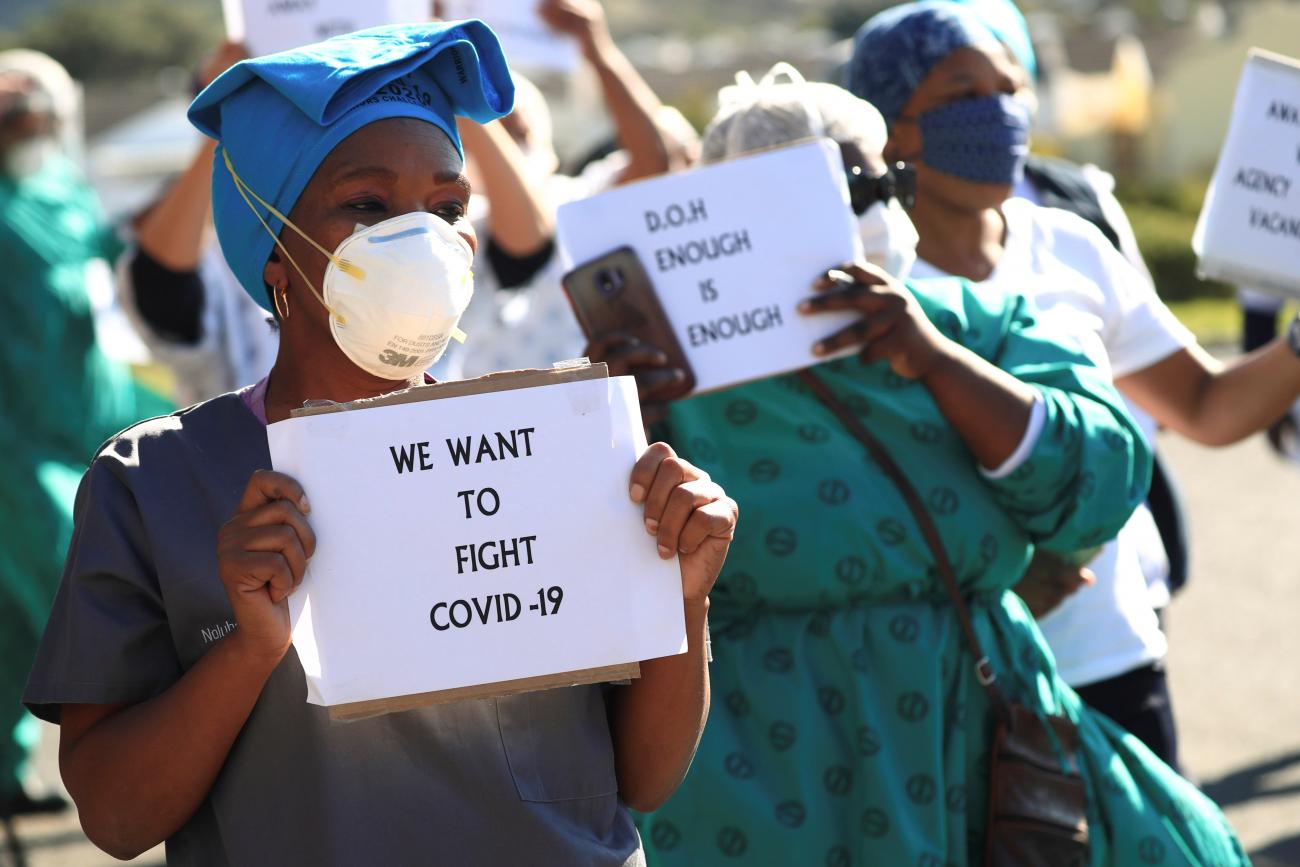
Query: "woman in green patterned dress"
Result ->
[[588, 76, 1247, 865]]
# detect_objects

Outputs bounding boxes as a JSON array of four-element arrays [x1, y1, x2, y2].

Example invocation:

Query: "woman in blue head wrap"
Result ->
[[21, 21, 736, 865]]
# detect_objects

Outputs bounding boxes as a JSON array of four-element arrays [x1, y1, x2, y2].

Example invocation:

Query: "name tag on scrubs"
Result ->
[[267, 363, 686, 719], [1194, 48, 1300, 298], [557, 138, 864, 395]]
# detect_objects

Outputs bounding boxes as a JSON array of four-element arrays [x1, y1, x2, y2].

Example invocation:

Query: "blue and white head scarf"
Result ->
[[188, 21, 514, 311], [842, 1, 1002, 127]]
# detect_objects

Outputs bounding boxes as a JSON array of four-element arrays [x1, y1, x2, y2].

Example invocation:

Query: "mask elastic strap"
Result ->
[[221, 147, 357, 325]]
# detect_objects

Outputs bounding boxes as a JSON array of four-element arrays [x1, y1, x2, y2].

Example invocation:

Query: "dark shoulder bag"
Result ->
[[798, 369, 1090, 867]]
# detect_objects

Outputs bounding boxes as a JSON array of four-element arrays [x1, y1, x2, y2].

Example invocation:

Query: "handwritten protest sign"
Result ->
[[267, 364, 686, 718], [223, 0, 430, 58], [1194, 49, 1300, 297], [438, 0, 578, 72], [556, 139, 862, 394]]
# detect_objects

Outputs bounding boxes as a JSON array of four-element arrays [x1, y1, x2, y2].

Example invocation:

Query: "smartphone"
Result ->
[[562, 246, 697, 399]]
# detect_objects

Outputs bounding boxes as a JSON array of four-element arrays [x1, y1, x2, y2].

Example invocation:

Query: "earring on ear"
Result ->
[[274, 284, 290, 321]]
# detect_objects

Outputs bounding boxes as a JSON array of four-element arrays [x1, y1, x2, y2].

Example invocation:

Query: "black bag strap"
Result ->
[[1022, 154, 1122, 252], [798, 369, 1013, 726]]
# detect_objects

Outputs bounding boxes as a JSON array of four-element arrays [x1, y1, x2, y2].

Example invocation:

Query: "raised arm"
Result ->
[[58, 470, 313, 859], [134, 42, 245, 271], [799, 262, 1037, 470], [456, 116, 554, 257], [608, 443, 736, 811], [1117, 337, 1300, 447], [539, 0, 690, 183], [803, 264, 1150, 551]]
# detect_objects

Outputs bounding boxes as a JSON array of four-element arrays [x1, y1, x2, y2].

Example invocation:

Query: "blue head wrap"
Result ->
[[843, 1, 1002, 127], [950, 0, 1037, 80], [188, 21, 514, 311]]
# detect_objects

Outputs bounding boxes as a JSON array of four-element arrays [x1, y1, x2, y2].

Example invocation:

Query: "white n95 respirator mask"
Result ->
[[323, 213, 474, 379], [858, 199, 919, 281], [223, 149, 474, 381]]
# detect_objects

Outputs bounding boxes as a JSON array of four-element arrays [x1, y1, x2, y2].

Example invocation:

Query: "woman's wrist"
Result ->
[[580, 26, 616, 67], [222, 629, 289, 680], [918, 337, 963, 385]]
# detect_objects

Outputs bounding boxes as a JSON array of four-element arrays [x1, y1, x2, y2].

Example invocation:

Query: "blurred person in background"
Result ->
[[455, 0, 698, 377], [846, 0, 1300, 772], [592, 67, 1245, 866], [0, 49, 169, 820], [115, 41, 278, 408], [956, 0, 1194, 623]]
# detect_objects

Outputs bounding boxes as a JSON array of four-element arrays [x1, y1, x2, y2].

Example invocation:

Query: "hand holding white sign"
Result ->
[[558, 139, 863, 395], [800, 261, 955, 379], [629, 442, 737, 601], [266, 367, 723, 716]]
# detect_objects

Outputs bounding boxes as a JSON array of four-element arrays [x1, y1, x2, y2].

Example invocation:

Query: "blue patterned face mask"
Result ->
[[915, 93, 1030, 185]]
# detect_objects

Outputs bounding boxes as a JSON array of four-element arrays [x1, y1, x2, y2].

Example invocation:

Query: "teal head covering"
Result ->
[[843, 1, 1001, 127], [188, 21, 514, 311], [950, 0, 1037, 80]]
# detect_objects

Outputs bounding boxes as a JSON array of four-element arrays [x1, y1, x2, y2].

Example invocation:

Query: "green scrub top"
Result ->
[[0, 155, 170, 795], [640, 277, 1246, 866]]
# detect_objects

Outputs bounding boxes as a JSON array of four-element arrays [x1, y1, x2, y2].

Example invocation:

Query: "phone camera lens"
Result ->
[[597, 266, 626, 298]]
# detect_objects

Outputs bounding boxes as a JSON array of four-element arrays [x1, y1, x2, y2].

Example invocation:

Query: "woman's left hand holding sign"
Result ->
[[629, 443, 738, 603]]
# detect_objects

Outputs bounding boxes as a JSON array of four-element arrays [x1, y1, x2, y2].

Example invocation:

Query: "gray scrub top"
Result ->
[[24, 393, 643, 867]]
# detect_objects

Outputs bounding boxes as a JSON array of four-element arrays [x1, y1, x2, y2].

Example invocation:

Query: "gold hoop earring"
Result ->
[[274, 285, 290, 321]]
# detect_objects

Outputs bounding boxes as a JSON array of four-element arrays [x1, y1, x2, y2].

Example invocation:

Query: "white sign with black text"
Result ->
[[223, 0, 430, 58], [268, 373, 686, 708], [438, 0, 578, 72], [556, 139, 863, 394], [1194, 48, 1300, 297]]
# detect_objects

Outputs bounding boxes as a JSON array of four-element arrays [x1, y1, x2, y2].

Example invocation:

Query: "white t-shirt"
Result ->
[[911, 198, 1194, 686], [1014, 170, 1180, 612]]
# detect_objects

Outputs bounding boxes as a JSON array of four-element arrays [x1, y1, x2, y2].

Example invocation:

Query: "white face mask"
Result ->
[[857, 198, 919, 281], [323, 212, 474, 379], [223, 149, 474, 381]]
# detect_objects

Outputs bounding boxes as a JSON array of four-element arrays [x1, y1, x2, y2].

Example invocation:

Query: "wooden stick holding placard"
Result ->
[[286, 361, 645, 722]]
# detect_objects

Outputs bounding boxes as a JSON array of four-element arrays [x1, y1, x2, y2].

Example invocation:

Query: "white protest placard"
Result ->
[[1194, 49, 1300, 298], [556, 139, 862, 394], [267, 367, 686, 713], [439, 0, 578, 72], [223, 0, 431, 58]]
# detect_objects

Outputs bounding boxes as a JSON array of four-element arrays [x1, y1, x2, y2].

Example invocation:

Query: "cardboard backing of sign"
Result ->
[[289, 362, 643, 721]]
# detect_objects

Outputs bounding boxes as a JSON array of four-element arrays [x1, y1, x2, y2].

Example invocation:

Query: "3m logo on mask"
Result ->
[[378, 349, 423, 369]]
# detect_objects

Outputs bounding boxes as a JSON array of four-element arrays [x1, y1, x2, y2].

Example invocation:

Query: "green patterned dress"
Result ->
[[641, 277, 1247, 866]]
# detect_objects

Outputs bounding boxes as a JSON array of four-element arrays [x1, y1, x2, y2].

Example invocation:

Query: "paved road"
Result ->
[[5, 424, 1299, 866], [1161, 430, 1300, 866]]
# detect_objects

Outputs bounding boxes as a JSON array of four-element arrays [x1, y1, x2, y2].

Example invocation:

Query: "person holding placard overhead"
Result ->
[[21, 22, 738, 865], [846, 0, 1300, 775], [591, 68, 1246, 867]]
